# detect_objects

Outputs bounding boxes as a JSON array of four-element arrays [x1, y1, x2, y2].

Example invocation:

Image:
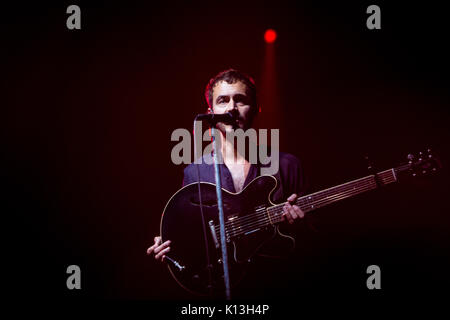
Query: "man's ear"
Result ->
[[251, 104, 259, 119]]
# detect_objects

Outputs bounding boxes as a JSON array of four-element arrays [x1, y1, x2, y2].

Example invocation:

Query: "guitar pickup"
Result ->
[[209, 220, 219, 249]]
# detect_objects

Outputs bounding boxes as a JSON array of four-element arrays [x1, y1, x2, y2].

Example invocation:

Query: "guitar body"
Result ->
[[160, 175, 295, 296]]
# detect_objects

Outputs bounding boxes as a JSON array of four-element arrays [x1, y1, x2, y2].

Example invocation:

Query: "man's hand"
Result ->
[[281, 193, 305, 224], [146, 236, 171, 261]]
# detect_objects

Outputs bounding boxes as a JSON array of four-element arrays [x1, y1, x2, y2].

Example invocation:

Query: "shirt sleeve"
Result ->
[[278, 153, 308, 198], [182, 165, 194, 187]]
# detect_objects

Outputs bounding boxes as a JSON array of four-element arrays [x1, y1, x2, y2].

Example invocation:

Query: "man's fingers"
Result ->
[[153, 240, 171, 255], [293, 205, 305, 219], [147, 236, 163, 255], [155, 247, 170, 260], [146, 242, 159, 255], [283, 203, 305, 224], [283, 204, 294, 224], [287, 193, 298, 203], [147, 238, 170, 256], [286, 213, 294, 224], [146, 245, 155, 255]]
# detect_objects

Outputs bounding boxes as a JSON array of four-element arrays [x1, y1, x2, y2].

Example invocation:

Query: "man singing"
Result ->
[[147, 69, 307, 298]]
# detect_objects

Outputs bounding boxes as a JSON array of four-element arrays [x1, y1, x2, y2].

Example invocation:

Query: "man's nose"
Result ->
[[225, 99, 237, 112]]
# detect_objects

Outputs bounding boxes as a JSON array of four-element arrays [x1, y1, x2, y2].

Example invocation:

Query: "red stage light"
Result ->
[[264, 29, 277, 43]]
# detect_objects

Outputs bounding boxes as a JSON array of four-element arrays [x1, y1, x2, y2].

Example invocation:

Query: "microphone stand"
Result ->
[[210, 124, 231, 300]]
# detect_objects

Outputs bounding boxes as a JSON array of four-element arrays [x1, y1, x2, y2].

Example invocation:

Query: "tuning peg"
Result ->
[[365, 155, 375, 172], [407, 154, 414, 163]]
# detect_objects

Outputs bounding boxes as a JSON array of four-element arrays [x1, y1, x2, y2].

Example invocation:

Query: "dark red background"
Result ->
[[2, 0, 449, 308]]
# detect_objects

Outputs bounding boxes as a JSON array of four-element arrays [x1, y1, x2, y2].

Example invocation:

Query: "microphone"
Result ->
[[195, 112, 237, 124]]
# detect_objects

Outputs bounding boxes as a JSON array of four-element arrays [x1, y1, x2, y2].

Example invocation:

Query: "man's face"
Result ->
[[211, 80, 254, 132]]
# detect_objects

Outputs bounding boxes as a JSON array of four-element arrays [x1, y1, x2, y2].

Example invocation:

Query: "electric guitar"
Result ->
[[159, 150, 440, 295]]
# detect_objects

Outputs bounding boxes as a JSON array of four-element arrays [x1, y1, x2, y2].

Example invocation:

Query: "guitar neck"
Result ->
[[267, 168, 399, 224], [217, 151, 439, 242]]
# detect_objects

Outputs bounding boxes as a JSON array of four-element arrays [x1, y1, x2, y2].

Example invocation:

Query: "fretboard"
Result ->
[[217, 168, 399, 241], [267, 168, 398, 224]]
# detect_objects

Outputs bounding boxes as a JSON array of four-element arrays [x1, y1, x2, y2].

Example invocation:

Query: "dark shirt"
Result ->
[[182, 151, 307, 299], [182, 151, 306, 203]]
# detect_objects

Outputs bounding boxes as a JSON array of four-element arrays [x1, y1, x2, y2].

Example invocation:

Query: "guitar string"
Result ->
[[215, 173, 389, 233], [270, 174, 396, 218], [214, 172, 396, 238], [224, 171, 394, 231], [227, 187, 379, 239], [290, 171, 394, 204], [222, 183, 378, 238], [216, 164, 413, 237], [215, 165, 415, 239], [268, 172, 395, 217], [233, 173, 395, 237], [232, 184, 380, 238], [215, 176, 387, 238], [215, 175, 379, 231], [217, 168, 404, 234], [229, 183, 378, 238]]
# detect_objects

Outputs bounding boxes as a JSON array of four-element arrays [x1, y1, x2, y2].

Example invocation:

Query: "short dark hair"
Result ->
[[204, 69, 257, 112]]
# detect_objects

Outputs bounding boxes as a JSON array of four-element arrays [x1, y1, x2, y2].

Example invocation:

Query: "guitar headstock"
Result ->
[[398, 149, 442, 177]]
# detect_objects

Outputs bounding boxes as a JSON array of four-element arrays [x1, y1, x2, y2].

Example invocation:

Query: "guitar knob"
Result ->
[[407, 154, 414, 163]]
